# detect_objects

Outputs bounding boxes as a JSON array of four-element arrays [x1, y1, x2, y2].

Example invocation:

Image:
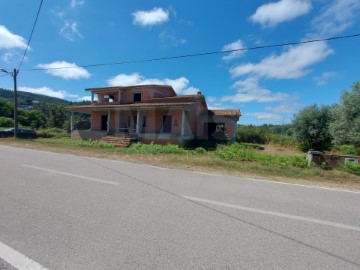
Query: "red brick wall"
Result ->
[[91, 112, 102, 130]]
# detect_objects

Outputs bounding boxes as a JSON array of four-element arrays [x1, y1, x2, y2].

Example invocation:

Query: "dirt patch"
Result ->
[[260, 144, 303, 156]]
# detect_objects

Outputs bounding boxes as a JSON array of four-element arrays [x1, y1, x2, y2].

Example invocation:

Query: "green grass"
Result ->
[[214, 143, 307, 168]]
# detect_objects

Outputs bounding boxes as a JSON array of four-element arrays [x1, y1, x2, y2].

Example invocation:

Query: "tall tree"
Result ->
[[330, 81, 360, 147], [292, 105, 333, 151]]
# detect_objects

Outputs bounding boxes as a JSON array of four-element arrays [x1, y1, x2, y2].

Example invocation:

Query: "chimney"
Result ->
[[197, 91, 202, 95]]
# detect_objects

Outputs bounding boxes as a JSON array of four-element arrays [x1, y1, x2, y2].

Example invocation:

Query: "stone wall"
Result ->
[[307, 151, 359, 167]]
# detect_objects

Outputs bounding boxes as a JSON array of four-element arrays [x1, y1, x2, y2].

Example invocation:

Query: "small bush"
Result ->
[[214, 142, 307, 168], [194, 147, 207, 154], [0, 117, 14, 127], [37, 128, 69, 138], [332, 145, 360, 156], [342, 161, 360, 175], [127, 142, 184, 154]]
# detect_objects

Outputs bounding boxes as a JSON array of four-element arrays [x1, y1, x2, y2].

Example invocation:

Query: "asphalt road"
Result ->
[[0, 145, 359, 270]]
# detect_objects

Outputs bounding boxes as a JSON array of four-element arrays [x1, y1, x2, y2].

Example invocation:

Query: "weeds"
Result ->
[[127, 142, 184, 154]]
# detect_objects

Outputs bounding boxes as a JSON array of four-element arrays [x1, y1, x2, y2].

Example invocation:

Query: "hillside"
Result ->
[[0, 88, 69, 105]]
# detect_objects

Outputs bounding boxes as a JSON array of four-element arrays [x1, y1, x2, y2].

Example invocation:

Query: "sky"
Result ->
[[0, 0, 359, 125]]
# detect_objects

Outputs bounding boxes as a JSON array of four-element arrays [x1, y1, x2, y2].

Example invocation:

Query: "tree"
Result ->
[[330, 81, 360, 147], [0, 98, 13, 118], [292, 105, 333, 151]]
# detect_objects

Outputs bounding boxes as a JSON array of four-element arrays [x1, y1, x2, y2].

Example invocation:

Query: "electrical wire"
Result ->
[[18, 0, 44, 70], [20, 33, 360, 72]]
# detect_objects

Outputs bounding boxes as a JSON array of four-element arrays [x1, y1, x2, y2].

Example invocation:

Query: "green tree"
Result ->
[[0, 98, 13, 118], [330, 81, 360, 147], [0, 116, 14, 127], [292, 105, 333, 151]]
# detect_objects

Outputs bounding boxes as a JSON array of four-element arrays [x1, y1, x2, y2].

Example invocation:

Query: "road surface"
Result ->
[[0, 145, 359, 269]]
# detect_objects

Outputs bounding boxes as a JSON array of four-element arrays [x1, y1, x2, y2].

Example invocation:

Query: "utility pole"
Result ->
[[0, 68, 19, 138], [13, 69, 19, 138]]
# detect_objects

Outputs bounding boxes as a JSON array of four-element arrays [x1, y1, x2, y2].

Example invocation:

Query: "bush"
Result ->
[[0, 117, 14, 127], [194, 147, 207, 154], [342, 162, 360, 175], [127, 142, 185, 154], [332, 145, 360, 156], [36, 128, 70, 138], [214, 143, 308, 168]]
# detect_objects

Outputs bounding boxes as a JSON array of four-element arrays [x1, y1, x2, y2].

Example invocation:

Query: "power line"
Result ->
[[21, 32, 360, 72], [18, 0, 44, 70]]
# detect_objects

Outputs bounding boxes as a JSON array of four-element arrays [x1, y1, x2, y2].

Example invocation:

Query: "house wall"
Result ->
[[91, 112, 102, 130], [197, 116, 237, 140], [94, 87, 176, 104], [91, 111, 116, 132], [112, 109, 192, 136]]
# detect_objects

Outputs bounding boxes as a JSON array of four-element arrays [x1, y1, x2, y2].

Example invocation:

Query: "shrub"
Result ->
[[342, 162, 360, 175], [332, 145, 360, 156], [0, 117, 14, 127], [127, 142, 184, 154], [37, 128, 69, 138], [194, 147, 207, 154]]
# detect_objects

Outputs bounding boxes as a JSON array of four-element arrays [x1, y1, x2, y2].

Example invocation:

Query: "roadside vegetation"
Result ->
[[1, 81, 360, 187]]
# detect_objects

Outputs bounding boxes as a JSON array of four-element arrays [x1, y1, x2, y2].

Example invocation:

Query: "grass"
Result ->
[[1, 137, 359, 189]]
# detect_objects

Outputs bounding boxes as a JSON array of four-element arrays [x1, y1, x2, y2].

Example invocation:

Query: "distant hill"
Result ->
[[0, 88, 69, 106]]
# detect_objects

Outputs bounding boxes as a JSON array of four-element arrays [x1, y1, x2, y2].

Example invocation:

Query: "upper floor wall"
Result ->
[[86, 85, 177, 104]]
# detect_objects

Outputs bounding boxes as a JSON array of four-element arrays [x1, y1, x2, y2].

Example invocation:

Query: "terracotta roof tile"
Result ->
[[208, 109, 241, 116]]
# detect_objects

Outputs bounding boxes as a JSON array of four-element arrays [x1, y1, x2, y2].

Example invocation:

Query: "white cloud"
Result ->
[[107, 73, 199, 95], [133, 7, 169, 27], [60, 21, 83, 41], [0, 25, 27, 50], [159, 31, 187, 47], [222, 39, 246, 61], [221, 78, 290, 103], [312, 0, 360, 36], [207, 96, 217, 103], [250, 0, 312, 28], [265, 103, 299, 113], [1, 52, 14, 62], [19, 86, 75, 100], [71, 0, 85, 8], [77, 95, 97, 102], [230, 41, 333, 79], [314, 71, 338, 85], [245, 112, 283, 121], [37, 61, 91, 80]]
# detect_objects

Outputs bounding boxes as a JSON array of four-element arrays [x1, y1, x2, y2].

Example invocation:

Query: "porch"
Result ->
[[70, 107, 194, 147]]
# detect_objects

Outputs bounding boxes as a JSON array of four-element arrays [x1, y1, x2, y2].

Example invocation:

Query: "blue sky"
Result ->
[[0, 0, 359, 125]]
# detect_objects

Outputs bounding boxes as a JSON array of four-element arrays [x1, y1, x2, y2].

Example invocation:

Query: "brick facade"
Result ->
[[67, 85, 241, 146]]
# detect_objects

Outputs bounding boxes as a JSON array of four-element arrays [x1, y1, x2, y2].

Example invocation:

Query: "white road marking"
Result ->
[[0, 241, 48, 270], [22, 165, 120, 186], [241, 177, 360, 194], [182, 195, 360, 232], [147, 165, 171, 170], [191, 171, 222, 177]]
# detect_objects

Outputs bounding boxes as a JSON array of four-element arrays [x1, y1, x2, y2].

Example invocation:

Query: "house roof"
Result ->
[[208, 109, 241, 116], [85, 85, 176, 95]]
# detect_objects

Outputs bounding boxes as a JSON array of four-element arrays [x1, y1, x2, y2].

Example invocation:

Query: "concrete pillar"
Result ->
[[232, 119, 237, 142], [107, 110, 111, 133], [118, 111, 122, 133], [136, 110, 140, 136], [70, 112, 74, 132], [91, 93, 94, 103], [180, 109, 185, 147]]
